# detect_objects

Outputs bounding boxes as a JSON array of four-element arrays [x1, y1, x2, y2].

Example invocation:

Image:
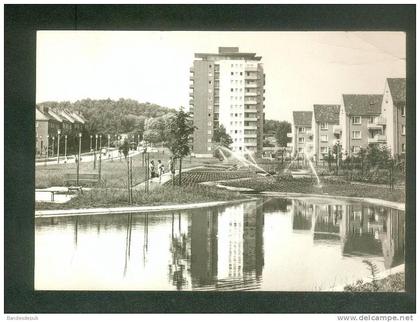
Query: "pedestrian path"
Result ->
[[35, 149, 141, 167], [132, 166, 202, 191]]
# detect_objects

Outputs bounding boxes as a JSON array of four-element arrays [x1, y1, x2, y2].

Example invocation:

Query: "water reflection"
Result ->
[[291, 199, 405, 268], [35, 197, 404, 291]]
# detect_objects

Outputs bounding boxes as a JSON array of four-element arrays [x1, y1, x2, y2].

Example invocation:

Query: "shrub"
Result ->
[[322, 176, 348, 184]]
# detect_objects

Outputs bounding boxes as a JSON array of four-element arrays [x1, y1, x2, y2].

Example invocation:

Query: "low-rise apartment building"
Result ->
[[292, 111, 313, 157], [381, 78, 406, 156], [340, 94, 384, 156], [312, 104, 341, 161]]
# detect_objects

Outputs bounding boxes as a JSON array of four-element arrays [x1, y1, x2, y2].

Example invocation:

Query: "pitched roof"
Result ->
[[342, 94, 383, 116], [59, 110, 76, 123], [47, 109, 65, 122], [68, 111, 86, 124], [387, 78, 406, 104], [36, 108, 51, 121], [293, 111, 313, 126], [313, 105, 340, 124]]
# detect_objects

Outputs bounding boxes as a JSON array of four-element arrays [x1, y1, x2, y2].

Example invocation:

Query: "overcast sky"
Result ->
[[37, 31, 405, 122]]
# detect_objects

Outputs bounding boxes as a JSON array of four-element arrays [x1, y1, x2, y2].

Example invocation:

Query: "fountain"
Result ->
[[303, 151, 322, 187], [215, 146, 271, 176], [218, 148, 228, 162]]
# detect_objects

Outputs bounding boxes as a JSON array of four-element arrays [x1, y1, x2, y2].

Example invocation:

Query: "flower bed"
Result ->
[[165, 169, 257, 186]]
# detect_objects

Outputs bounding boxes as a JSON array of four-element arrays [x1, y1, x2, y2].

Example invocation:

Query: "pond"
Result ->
[[35, 197, 405, 291]]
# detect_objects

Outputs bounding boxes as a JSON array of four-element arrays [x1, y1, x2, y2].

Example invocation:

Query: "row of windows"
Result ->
[[298, 127, 310, 133], [298, 137, 313, 143], [351, 114, 405, 125], [297, 147, 313, 153]]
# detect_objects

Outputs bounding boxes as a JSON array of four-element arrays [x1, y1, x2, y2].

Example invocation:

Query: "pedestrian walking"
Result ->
[[149, 160, 156, 179], [157, 159, 165, 183]]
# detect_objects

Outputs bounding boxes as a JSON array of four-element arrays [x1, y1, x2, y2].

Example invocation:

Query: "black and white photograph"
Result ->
[[4, 3, 416, 317], [34, 30, 407, 292]]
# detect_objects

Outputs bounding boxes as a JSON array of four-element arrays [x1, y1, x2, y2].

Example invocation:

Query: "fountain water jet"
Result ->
[[303, 151, 322, 187], [216, 146, 271, 176]]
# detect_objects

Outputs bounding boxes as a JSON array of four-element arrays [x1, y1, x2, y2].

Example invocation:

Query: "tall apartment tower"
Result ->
[[190, 47, 265, 157]]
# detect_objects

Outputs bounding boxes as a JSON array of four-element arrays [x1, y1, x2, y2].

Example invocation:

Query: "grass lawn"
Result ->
[[35, 148, 219, 189], [224, 176, 405, 203], [344, 272, 404, 292], [35, 184, 245, 210]]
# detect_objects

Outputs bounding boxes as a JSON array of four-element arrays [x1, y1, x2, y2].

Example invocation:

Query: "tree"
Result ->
[[263, 139, 275, 147], [366, 144, 391, 170], [166, 108, 196, 186], [143, 129, 161, 144], [264, 119, 281, 133], [275, 121, 292, 147], [120, 139, 130, 159], [213, 124, 233, 148]]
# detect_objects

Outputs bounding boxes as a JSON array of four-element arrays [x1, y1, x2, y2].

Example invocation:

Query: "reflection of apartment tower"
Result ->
[[292, 200, 313, 231], [217, 201, 265, 282], [243, 201, 264, 278], [381, 78, 406, 156], [292, 111, 313, 157], [340, 94, 384, 156], [190, 209, 218, 286], [190, 47, 265, 157], [312, 105, 341, 161], [217, 205, 244, 279]]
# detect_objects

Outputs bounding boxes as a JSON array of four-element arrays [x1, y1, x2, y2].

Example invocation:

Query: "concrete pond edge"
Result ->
[[35, 197, 259, 218], [259, 191, 405, 211]]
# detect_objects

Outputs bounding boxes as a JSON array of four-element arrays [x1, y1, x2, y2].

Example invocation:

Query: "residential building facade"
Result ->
[[36, 105, 86, 156], [292, 111, 313, 157], [340, 94, 384, 156], [312, 104, 341, 161], [190, 47, 265, 157], [381, 78, 406, 156]]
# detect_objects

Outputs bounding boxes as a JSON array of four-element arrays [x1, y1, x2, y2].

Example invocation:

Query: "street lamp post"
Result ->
[[90, 135, 93, 152], [47, 134, 50, 157], [52, 136, 55, 159], [39, 135, 42, 157], [57, 129, 61, 164], [77, 132, 82, 186], [107, 134, 110, 150], [99, 134, 102, 151], [64, 135, 68, 161], [94, 134, 98, 169]]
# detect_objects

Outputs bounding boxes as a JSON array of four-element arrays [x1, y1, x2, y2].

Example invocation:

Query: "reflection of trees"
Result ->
[[263, 198, 291, 213], [123, 214, 133, 277], [168, 212, 190, 290], [292, 200, 313, 231]]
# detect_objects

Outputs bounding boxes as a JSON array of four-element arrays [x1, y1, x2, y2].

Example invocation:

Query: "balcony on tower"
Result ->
[[368, 134, 387, 144], [367, 116, 387, 130]]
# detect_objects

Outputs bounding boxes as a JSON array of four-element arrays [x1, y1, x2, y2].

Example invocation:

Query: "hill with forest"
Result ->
[[37, 98, 177, 136]]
